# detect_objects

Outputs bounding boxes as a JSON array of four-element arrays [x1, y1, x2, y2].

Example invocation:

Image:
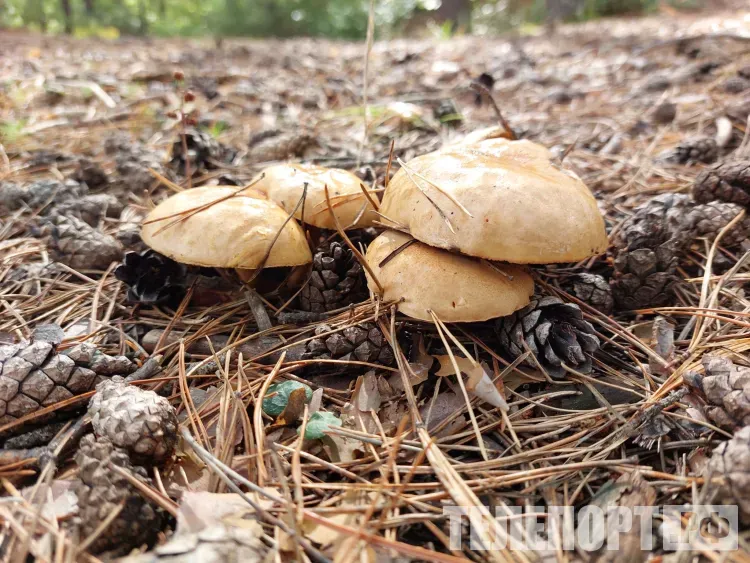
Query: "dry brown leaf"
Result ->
[[275, 386, 308, 426]]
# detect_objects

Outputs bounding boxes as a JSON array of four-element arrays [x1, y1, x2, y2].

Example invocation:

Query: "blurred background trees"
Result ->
[[0, 0, 701, 38]]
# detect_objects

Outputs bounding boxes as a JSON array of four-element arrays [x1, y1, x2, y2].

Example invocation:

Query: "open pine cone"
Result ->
[[693, 159, 750, 206], [304, 322, 394, 365], [706, 425, 750, 522], [685, 201, 750, 247], [566, 273, 613, 315], [298, 241, 366, 313], [170, 129, 233, 174], [496, 296, 600, 379], [684, 356, 750, 431], [0, 327, 134, 427], [115, 250, 188, 305], [88, 377, 178, 464], [38, 214, 123, 271], [0, 179, 88, 211], [611, 194, 691, 310], [74, 434, 163, 555], [669, 137, 719, 164]]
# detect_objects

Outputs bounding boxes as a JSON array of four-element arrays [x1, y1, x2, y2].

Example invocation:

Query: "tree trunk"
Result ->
[[435, 0, 472, 33], [84, 0, 95, 16], [138, 0, 148, 34], [61, 0, 73, 34], [158, 0, 166, 17]]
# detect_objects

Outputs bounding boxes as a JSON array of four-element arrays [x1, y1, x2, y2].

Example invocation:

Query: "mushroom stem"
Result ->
[[245, 288, 273, 333]]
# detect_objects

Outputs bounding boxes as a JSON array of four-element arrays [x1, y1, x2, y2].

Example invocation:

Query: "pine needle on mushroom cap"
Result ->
[[252, 163, 378, 229], [141, 187, 312, 269], [364, 230, 534, 322], [379, 138, 608, 264]]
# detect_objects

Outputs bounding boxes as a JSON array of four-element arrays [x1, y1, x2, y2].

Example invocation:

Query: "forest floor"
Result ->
[[2, 4, 750, 562]]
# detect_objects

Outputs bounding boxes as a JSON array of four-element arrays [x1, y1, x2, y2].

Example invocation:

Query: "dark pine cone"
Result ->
[[669, 137, 719, 164], [170, 129, 233, 175], [567, 273, 614, 315], [299, 241, 366, 313], [496, 296, 600, 379], [611, 194, 691, 310], [684, 355, 750, 431], [74, 434, 163, 555], [304, 323, 394, 365], [693, 159, 750, 206], [115, 250, 188, 305]]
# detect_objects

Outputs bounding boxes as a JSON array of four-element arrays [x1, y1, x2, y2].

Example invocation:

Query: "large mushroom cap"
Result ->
[[141, 187, 312, 269], [252, 163, 377, 230], [365, 230, 534, 322], [379, 139, 608, 264]]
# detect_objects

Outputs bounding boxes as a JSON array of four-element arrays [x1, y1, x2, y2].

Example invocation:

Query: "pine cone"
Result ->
[[298, 241, 366, 313], [74, 158, 110, 190], [88, 376, 178, 464], [51, 194, 123, 226], [684, 356, 750, 431], [496, 296, 600, 379], [115, 250, 188, 305], [106, 135, 167, 194], [119, 525, 266, 563], [611, 194, 691, 310], [0, 179, 88, 212], [669, 137, 719, 164], [693, 159, 750, 206], [38, 214, 122, 270], [684, 201, 750, 246], [248, 130, 314, 163], [304, 323, 394, 365], [705, 425, 750, 521], [652, 102, 676, 125], [724, 76, 750, 94], [170, 129, 233, 175], [566, 273, 614, 315], [0, 327, 134, 427], [74, 434, 162, 555]]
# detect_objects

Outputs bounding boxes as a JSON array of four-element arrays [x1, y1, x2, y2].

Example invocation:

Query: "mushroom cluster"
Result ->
[[139, 164, 379, 327], [364, 138, 608, 322]]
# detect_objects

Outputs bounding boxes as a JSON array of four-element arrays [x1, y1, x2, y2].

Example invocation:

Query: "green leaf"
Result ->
[[262, 381, 312, 417], [300, 411, 342, 440]]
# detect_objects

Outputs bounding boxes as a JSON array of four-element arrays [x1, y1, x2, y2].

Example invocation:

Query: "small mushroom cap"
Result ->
[[252, 163, 377, 229], [365, 230, 534, 322], [379, 139, 608, 264], [141, 187, 312, 269]]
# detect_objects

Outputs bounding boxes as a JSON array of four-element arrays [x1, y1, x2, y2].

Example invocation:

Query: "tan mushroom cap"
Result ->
[[252, 163, 377, 229], [379, 139, 608, 264], [141, 187, 312, 269], [365, 230, 534, 322]]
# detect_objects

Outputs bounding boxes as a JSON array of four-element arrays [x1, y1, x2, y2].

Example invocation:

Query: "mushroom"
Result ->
[[141, 186, 312, 329], [379, 138, 608, 264], [252, 163, 378, 230], [364, 230, 534, 322]]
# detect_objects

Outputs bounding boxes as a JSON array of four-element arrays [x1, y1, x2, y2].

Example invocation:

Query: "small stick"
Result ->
[[245, 288, 273, 333], [470, 81, 517, 140]]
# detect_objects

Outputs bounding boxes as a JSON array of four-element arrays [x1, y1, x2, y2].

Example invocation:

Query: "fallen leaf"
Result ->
[[435, 354, 484, 388], [275, 386, 308, 426]]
